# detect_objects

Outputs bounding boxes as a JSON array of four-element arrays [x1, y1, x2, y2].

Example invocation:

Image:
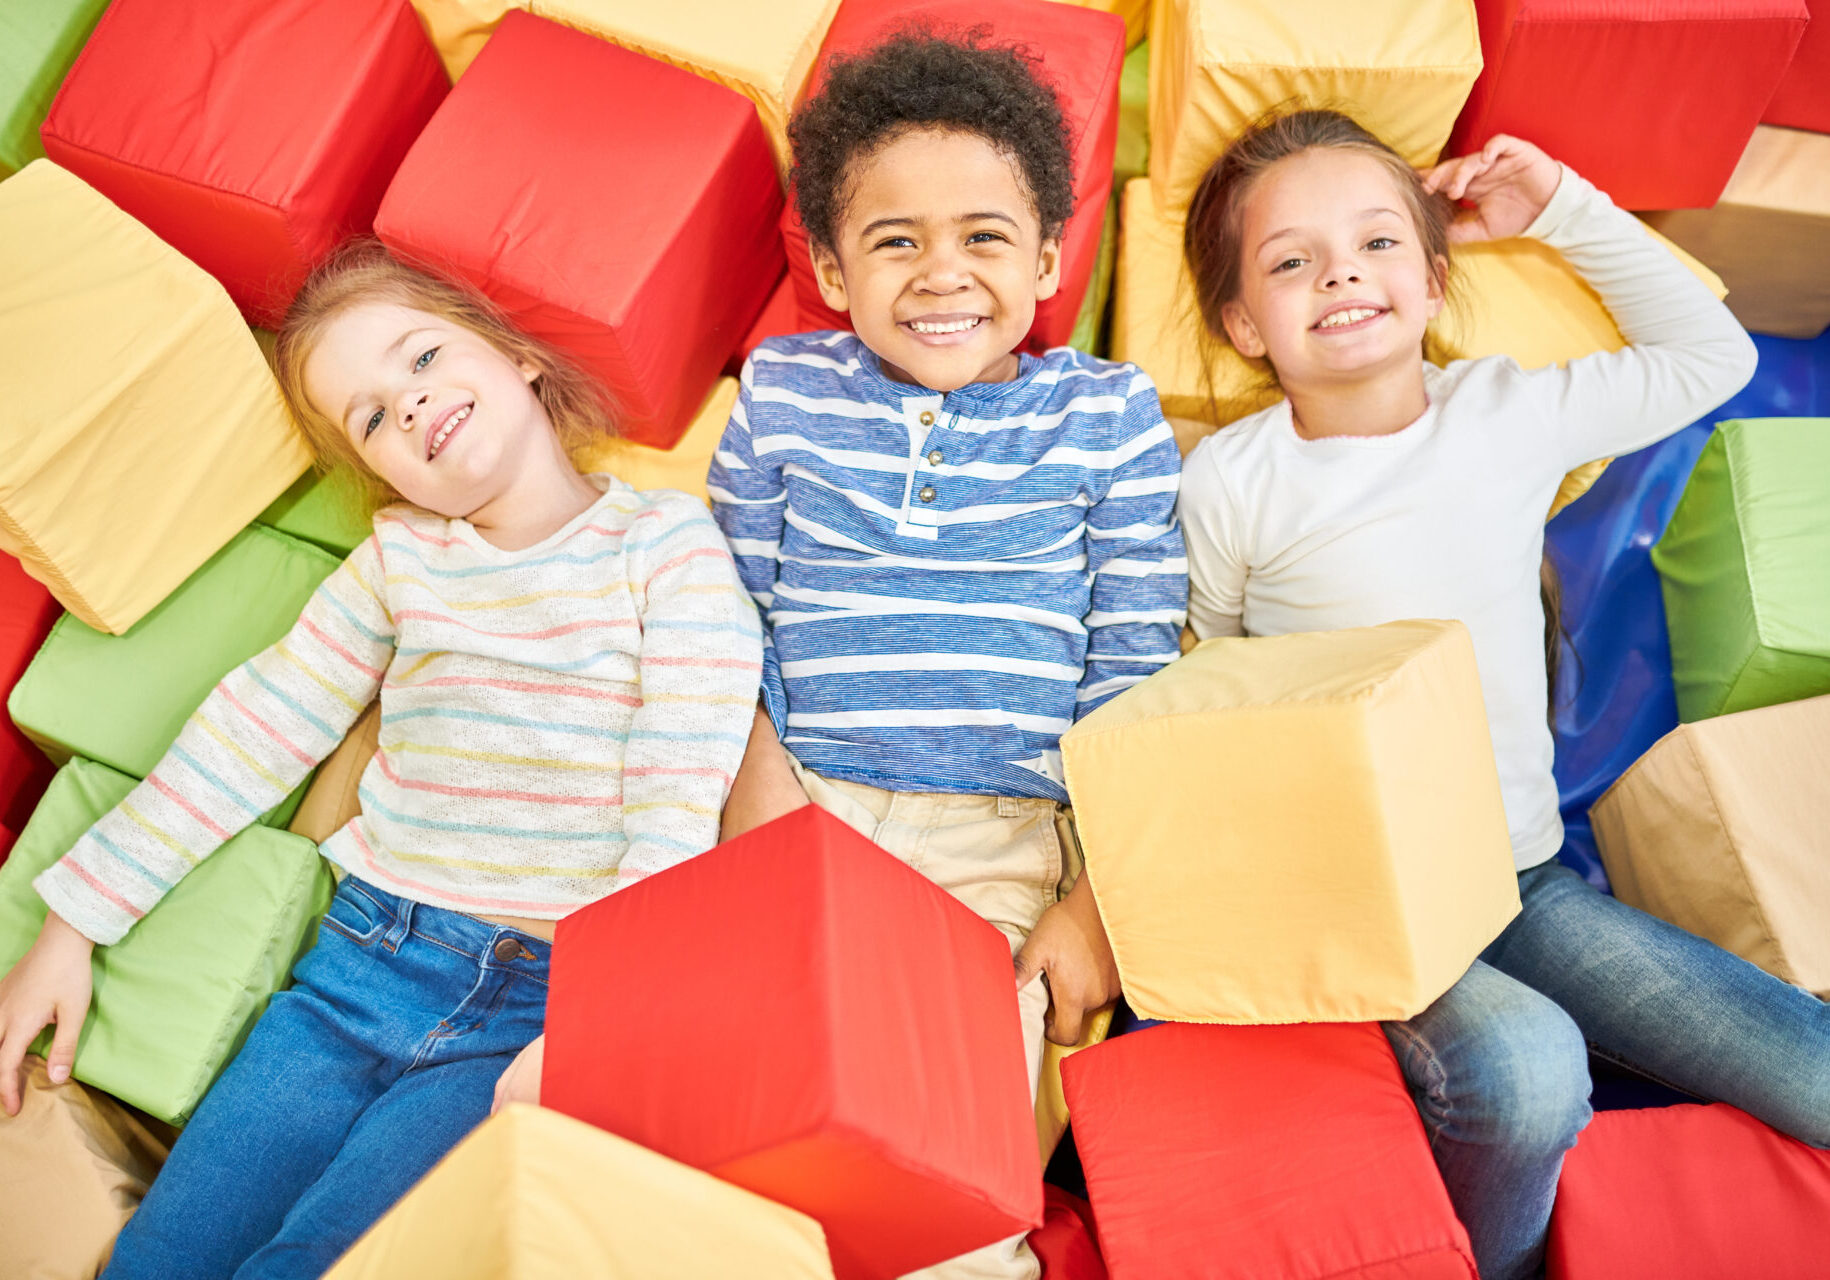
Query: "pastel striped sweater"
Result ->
[[37, 476, 764, 945]]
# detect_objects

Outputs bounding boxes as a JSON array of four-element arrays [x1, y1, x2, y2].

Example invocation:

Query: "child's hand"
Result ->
[[1423, 135, 1562, 244], [491, 1033, 544, 1114], [719, 707, 810, 843], [1012, 875, 1121, 1048], [0, 912, 94, 1116]]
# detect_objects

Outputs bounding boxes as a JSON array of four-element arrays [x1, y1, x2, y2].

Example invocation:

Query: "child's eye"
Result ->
[[966, 231, 1007, 245], [1365, 237, 1397, 251], [413, 347, 439, 371], [874, 236, 916, 251], [362, 409, 385, 439], [1272, 257, 1306, 273]]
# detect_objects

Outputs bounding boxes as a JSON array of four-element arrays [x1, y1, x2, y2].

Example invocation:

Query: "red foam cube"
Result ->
[[781, 0, 1124, 353], [1547, 1104, 1830, 1280], [40, 0, 447, 327], [1449, 0, 1809, 210], [725, 271, 823, 376], [0, 555, 61, 837], [544, 805, 1043, 1280], [1061, 1023, 1476, 1280], [1765, 0, 1830, 131], [1029, 1186, 1108, 1280], [376, 11, 785, 449]]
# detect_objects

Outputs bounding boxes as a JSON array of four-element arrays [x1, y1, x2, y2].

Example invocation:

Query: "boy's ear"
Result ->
[[1033, 236, 1063, 303], [810, 241, 850, 314], [1219, 300, 1267, 359]]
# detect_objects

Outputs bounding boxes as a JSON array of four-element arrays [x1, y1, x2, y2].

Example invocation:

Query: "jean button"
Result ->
[[493, 936, 522, 962]]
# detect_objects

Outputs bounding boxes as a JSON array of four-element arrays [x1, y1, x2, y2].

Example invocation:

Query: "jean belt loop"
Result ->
[[382, 895, 414, 952]]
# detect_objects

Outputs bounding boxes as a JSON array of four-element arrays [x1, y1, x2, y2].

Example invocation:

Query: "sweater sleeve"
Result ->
[[1076, 369, 1188, 716], [1177, 439, 1249, 641], [35, 535, 396, 944], [615, 494, 765, 886], [706, 355, 789, 736], [1521, 166, 1759, 468]]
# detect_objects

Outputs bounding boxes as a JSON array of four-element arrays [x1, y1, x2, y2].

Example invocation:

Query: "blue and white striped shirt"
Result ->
[[709, 331, 1187, 801]]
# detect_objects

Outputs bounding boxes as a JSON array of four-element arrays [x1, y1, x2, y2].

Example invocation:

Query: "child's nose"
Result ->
[[398, 391, 430, 427], [915, 246, 971, 292]]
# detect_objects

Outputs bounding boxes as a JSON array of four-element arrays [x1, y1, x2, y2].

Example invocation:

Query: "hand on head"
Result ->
[[1424, 134, 1562, 245]]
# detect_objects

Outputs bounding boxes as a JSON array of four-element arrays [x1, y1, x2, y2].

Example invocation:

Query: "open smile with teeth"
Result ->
[[1313, 307, 1384, 331], [427, 404, 471, 460], [906, 317, 984, 334]]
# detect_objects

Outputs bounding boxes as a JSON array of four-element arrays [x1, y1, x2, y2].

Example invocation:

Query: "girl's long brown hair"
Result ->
[[273, 240, 616, 514]]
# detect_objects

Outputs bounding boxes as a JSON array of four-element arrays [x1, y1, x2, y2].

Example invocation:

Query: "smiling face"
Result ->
[[810, 127, 1062, 393], [301, 300, 552, 520], [1220, 148, 1445, 393]]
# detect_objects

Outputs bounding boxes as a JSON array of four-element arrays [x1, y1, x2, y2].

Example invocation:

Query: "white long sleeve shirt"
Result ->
[[1178, 169, 1757, 869]]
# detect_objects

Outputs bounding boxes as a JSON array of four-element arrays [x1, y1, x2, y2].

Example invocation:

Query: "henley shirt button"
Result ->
[[919, 410, 936, 426], [927, 449, 943, 466], [493, 936, 523, 962], [918, 486, 937, 503]]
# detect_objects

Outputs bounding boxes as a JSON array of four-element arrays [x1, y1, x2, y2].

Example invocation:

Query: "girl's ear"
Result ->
[[1427, 253, 1449, 318], [811, 242, 850, 313], [1033, 236, 1063, 303], [1220, 300, 1267, 359], [519, 360, 542, 384]]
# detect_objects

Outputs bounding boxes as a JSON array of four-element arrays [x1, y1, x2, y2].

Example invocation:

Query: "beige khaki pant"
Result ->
[[794, 765, 1082, 1280]]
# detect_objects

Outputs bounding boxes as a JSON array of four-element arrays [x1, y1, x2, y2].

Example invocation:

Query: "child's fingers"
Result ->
[[0, 1027, 27, 1116], [44, 1004, 80, 1085]]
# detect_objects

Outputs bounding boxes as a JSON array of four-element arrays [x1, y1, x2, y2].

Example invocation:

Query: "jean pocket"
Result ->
[[320, 880, 389, 947]]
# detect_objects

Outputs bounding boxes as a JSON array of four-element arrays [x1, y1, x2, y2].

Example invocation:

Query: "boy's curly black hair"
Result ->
[[789, 29, 1076, 252]]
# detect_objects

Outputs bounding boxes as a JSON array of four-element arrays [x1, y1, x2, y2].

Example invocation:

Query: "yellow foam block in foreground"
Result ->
[[1116, 177, 1725, 516], [1147, 0, 1481, 217], [327, 1105, 835, 1279], [575, 376, 735, 505], [0, 162, 311, 635], [1062, 619, 1521, 1024], [1592, 694, 1830, 999]]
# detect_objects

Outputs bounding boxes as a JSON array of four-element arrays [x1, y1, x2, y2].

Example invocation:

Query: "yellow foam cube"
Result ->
[[412, 0, 837, 171], [1118, 177, 1725, 515], [1147, 0, 1482, 217], [1592, 694, 1830, 999], [327, 1105, 835, 1279], [0, 162, 310, 635], [1061, 619, 1521, 1024], [575, 376, 735, 505]]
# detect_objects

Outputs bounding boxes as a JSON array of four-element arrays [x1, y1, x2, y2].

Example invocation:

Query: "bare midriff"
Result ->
[[472, 912, 557, 943]]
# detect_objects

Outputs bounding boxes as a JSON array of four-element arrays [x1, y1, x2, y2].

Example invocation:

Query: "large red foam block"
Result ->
[[1030, 1186, 1108, 1280], [1449, 0, 1808, 210], [0, 555, 60, 837], [781, 0, 1124, 353], [1765, 0, 1830, 130], [39, 0, 447, 327], [1547, 1104, 1830, 1280], [544, 805, 1043, 1280], [376, 11, 785, 449], [1061, 1023, 1476, 1280]]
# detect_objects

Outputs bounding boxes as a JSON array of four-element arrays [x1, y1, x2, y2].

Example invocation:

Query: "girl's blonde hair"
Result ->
[[273, 240, 616, 513], [1181, 108, 1462, 396]]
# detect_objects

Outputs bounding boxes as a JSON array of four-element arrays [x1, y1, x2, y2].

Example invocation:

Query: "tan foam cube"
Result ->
[[1061, 619, 1520, 1024], [0, 161, 310, 634], [1592, 694, 1830, 998], [1643, 125, 1830, 340], [576, 376, 735, 505], [1147, 0, 1481, 217], [327, 1104, 835, 1279]]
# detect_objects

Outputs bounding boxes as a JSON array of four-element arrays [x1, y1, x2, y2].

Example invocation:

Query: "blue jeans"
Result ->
[[1385, 859, 1830, 1280], [104, 877, 549, 1280]]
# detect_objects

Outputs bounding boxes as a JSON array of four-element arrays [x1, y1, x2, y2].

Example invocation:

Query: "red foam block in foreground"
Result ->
[[1764, 0, 1830, 131], [376, 11, 784, 449], [1547, 1103, 1830, 1280], [544, 804, 1043, 1280], [1448, 0, 1807, 210], [41, 0, 447, 327], [1062, 1022, 1476, 1280], [781, 0, 1123, 353]]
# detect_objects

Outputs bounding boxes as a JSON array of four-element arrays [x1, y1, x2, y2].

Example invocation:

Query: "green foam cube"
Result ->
[[8, 524, 341, 803], [1654, 418, 1830, 721], [0, 757, 334, 1124], [257, 467, 375, 558], [0, 0, 111, 177]]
